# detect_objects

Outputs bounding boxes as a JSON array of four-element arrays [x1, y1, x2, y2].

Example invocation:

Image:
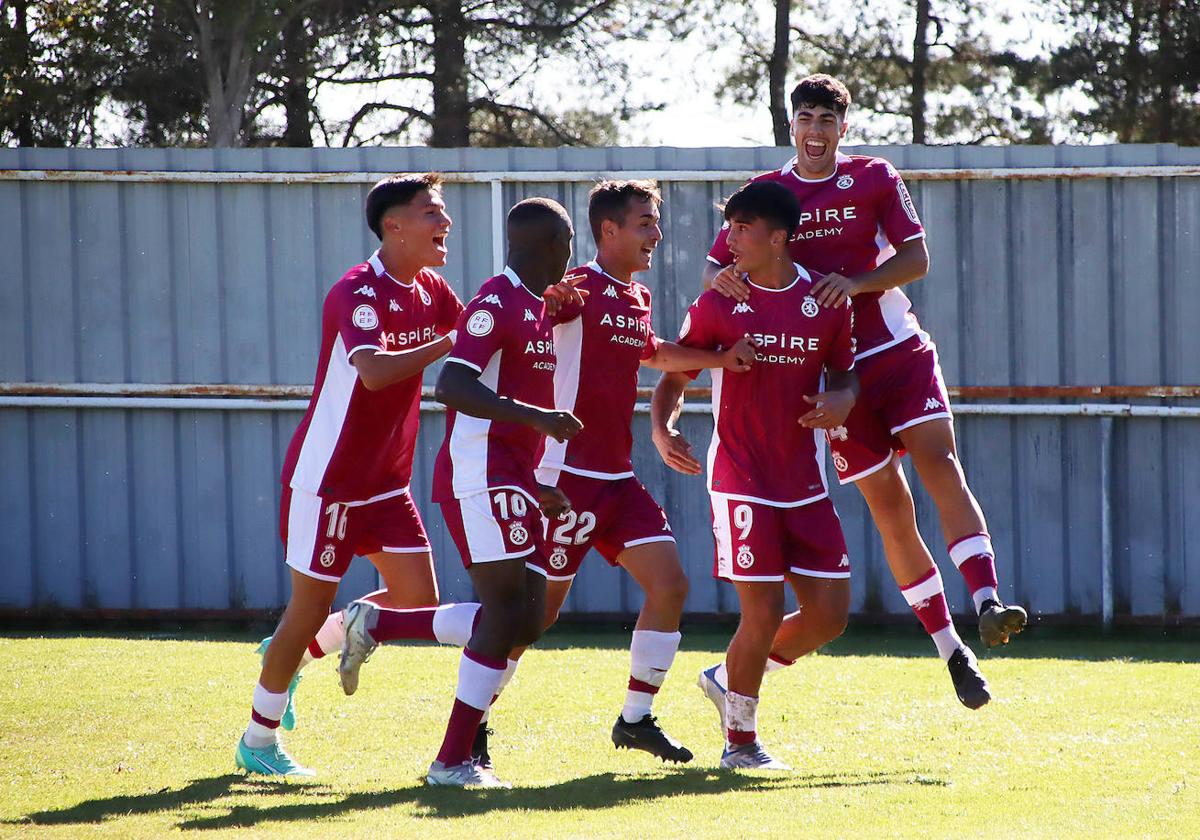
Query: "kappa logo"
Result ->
[[837, 175, 854, 190], [801, 295, 819, 318], [549, 546, 569, 570], [524, 309, 537, 322], [603, 284, 620, 298], [732, 302, 755, 315], [508, 520, 529, 547], [833, 452, 849, 473], [735, 544, 755, 570], [838, 554, 850, 568], [389, 299, 401, 312], [829, 426, 849, 442], [352, 304, 379, 330], [418, 286, 432, 306], [467, 310, 494, 337], [319, 544, 337, 568], [925, 397, 943, 411], [354, 285, 377, 298], [913, 598, 932, 611], [481, 293, 503, 307]]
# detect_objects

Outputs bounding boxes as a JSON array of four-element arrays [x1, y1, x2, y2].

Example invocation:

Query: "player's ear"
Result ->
[[601, 217, 618, 241]]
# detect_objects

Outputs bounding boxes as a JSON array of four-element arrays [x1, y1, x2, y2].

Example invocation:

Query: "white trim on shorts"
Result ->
[[342, 485, 410, 508], [890, 411, 953, 436], [708, 489, 828, 509], [789, 566, 851, 580], [380, 545, 431, 554], [722, 572, 786, 583], [838, 451, 894, 485], [624, 535, 676, 548], [525, 562, 549, 578]]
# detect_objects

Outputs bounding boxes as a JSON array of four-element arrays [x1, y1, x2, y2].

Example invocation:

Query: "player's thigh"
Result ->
[[785, 572, 851, 629], [365, 550, 439, 608], [731, 580, 786, 629], [896, 416, 960, 468], [542, 577, 573, 628], [854, 455, 919, 528], [618, 539, 688, 598]]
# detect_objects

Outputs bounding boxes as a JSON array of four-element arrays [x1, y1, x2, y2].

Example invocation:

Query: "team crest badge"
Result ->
[[736, 544, 755, 569], [801, 296, 819, 318], [418, 286, 432, 306], [508, 521, 529, 546], [319, 544, 337, 568], [549, 546, 569, 570], [467, 310, 494, 336], [833, 452, 849, 473], [353, 304, 379, 330], [837, 175, 854, 190]]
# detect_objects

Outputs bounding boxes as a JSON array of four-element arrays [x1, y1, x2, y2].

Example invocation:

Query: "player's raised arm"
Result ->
[[642, 334, 757, 373], [353, 336, 454, 391], [650, 371, 701, 475]]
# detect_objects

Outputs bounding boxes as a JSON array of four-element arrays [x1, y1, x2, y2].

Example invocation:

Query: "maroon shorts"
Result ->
[[280, 487, 429, 582], [439, 488, 550, 577], [710, 495, 849, 582], [542, 473, 675, 580], [828, 336, 952, 483]]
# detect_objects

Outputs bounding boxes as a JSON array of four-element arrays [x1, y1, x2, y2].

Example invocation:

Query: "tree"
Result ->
[[1046, 0, 1200, 143]]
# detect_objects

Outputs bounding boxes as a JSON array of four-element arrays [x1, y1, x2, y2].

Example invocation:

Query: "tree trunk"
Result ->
[[911, 0, 930, 144], [429, 0, 470, 147], [281, 16, 314, 147], [192, 1, 255, 147], [1156, 0, 1173, 142], [13, 0, 34, 146], [769, 0, 792, 146]]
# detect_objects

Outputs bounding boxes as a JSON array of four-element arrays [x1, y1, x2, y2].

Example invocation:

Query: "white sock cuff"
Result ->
[[972, 586, 999, 613], [497, 658, 519, 692], [630, 630, 682, 685], [313, 610, 346, 655], [252, 683, 289, 721], [764, 655, 791, 674], [949, 534, 993, 567], [901, 568, 946, 607], [455, 651, 506, 711], [432, 602, 481, 647], [725, 691, 759, 733]]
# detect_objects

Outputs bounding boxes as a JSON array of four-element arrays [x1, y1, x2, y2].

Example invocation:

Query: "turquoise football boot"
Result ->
[[235, 737, 316, 777]]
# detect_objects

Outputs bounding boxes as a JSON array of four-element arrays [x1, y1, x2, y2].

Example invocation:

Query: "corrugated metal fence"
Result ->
[[1, 144, 1198, 623]]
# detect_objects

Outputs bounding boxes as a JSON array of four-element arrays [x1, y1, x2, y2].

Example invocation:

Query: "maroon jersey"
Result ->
[[678, 266, 855, 506], [281, 252, 463, 503], [707, 153, 926, 360], [536, 261, 659, 482], [432, 267, 557, 502]]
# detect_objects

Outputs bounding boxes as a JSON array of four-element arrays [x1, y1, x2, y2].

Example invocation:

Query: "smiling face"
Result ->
[[599, 197, 662, 276], [791, 103, 848, 180], [381, 188, 452, 267], [725, 215, 789, 278]]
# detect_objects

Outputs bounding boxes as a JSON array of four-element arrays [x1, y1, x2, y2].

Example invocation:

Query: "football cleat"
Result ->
[[255, 636, 301, 731], [947, 646, 991, 709], [697, 664, 728, 732], [978, 599, 1028, 647], [472, 723, 494, 770], [720, 741, 791, 771], [612, 714, 694, 764], [426, 759, 510, 788], [338, 601, 378, 696], [235, 737, 315, 777]]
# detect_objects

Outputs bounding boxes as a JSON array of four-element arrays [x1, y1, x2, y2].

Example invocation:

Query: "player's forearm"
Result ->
[[651, 372, 689, 433], [435, 362, 542, 427], [352, 335, 453, 391], [824, 367, 860, 400], [643, 341, 725, 373], [850, 239, 929, 294]]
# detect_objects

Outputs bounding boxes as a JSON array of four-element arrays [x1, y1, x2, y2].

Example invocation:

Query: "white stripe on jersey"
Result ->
[[706, 367, 724, 493], [539, 317, 585, 476], [448, 349, 501, 498], [291, 333, 359, 493]]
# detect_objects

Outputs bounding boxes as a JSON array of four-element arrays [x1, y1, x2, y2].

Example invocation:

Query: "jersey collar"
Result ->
[[745, 263, 812, 293], [781, 152, 851, 184], [586, 259, 631, 287], [368, 250, 415, 288], [501, 265, 544, 301]]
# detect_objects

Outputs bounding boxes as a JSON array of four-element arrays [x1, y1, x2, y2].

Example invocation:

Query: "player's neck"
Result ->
[[506, 257, 554, 297], [746, 256, 797, 290], [593, 253, 633, 284], [791, 155, 837, 181], [376, 242, 423, 284]]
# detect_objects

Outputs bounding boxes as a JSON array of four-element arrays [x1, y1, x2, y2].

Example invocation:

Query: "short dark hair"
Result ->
[[721, 181, 801, 238], [365, 172, 442, 240], [588, 179, 662, 241], [789, 74, 851, 116], [507, 197, 572, 238]]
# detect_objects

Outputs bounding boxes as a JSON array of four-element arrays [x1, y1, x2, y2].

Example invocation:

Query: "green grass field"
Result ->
[[2, 627, 1197, 839]]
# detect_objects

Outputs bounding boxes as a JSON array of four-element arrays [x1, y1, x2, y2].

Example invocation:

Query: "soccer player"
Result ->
[[488, 180, 759, 765], [235, 173, 468, 777], [653, 180, 859, 769], [703, 74, 1025, 709]]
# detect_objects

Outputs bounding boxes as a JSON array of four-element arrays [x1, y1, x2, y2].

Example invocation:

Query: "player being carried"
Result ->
[[490, 179, 759, 765], [703, 74, 1026, 709], [236, 173, 468, 777], [653, 180, 859, 769]]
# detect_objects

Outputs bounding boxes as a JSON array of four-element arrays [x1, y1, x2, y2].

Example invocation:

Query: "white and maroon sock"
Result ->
[[711, 653, 791, 693], [298, 610, 346, 670], [368, 602, 481, 645], [622, 630, 682, 723], [900, 566, 965, 662], [725, 691, 759, 747], [435, 648, 506, 766], [243, 683, 288, 748], [480, 657, 518, 724], [431, 602, 482, 647], [948, 533, 1000, 614]]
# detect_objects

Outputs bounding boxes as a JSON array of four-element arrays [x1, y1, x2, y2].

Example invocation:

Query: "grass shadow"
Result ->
[[174, 767, 939, 830]]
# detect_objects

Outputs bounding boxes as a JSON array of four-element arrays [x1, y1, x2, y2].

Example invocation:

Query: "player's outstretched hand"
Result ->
[[723, 333, 759, 371], [542, 273, 589, 316], [537, 484, 573, 519], [810, 272, 857, 308], [711, 265, 751, 301], [534, 409, 583, 442], [653, 427, 702, 475], [798, 390, 855, 429]]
